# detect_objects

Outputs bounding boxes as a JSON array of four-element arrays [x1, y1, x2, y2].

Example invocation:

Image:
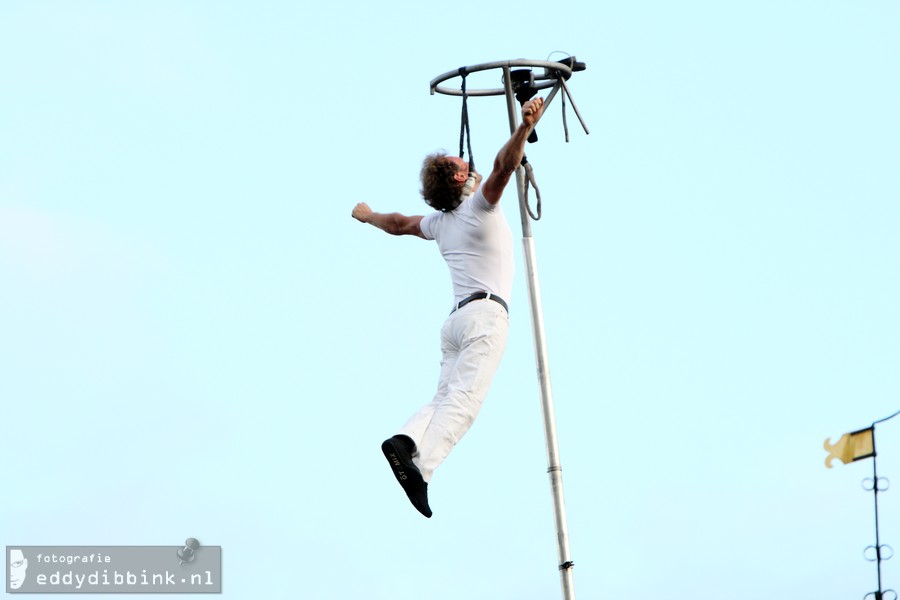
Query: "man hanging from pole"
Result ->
[[351, 96, 545, 518]]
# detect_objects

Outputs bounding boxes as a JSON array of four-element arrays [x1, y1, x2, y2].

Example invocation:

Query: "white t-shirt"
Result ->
[[419, 187, 514, 307]]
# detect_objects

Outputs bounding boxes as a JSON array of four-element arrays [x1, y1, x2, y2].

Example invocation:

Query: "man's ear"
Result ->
[[453, 170, 468, 183]]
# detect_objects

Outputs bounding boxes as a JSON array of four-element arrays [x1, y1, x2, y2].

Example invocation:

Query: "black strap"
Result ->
[[458, 68, 475, 172]]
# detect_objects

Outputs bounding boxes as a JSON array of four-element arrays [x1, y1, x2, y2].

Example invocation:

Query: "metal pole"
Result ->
[[502, 65, 576, 600], [870, 436, 885, 599]]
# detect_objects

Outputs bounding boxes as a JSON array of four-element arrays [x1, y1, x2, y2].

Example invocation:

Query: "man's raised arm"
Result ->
[[352, 202, 426, 238], [481, 97, 545, 205]]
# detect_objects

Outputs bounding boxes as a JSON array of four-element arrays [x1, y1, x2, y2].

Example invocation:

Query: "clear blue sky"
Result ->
[[2, 1, 899, 599]]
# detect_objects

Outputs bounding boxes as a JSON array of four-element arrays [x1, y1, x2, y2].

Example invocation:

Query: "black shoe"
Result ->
[[381, 435, 433, 518]]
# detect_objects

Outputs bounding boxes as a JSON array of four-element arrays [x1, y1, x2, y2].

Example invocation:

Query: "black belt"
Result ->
[[451, 292, 508, 314]]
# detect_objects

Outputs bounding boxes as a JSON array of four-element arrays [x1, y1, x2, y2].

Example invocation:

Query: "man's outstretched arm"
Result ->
[[481, 97, 545, 205], [352, 202, 426, 238]]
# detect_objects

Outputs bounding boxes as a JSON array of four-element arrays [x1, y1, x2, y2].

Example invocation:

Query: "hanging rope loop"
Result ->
[[521, 155, 542, 221]]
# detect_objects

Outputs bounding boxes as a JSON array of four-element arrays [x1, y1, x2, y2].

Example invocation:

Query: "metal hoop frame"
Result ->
[[430, 59, 575, 97]]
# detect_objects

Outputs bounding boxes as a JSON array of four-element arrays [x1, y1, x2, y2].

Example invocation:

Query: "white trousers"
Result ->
[[399, 298, 509, 482]]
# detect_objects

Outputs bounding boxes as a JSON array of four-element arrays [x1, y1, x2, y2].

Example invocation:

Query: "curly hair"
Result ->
[[420, 152, 465, 212]]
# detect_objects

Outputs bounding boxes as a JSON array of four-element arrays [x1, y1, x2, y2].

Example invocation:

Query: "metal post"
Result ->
[[865, 411, 900, 600], [872, 453, 885, 599], [502, 65, 576, 600]]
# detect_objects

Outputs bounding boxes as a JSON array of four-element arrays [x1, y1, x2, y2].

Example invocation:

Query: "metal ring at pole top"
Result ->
[[430, 59, 575, 97]]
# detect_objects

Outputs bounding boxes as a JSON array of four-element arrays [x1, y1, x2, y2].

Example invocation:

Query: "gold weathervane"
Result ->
[[823, 427, 875, 468]]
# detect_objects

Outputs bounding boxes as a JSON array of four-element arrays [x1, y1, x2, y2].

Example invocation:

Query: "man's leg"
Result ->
[[412, 301, 509, 482], [397, 318, 457, 456], [385, 301, 507, 515], [381, 317, 457, 518]]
